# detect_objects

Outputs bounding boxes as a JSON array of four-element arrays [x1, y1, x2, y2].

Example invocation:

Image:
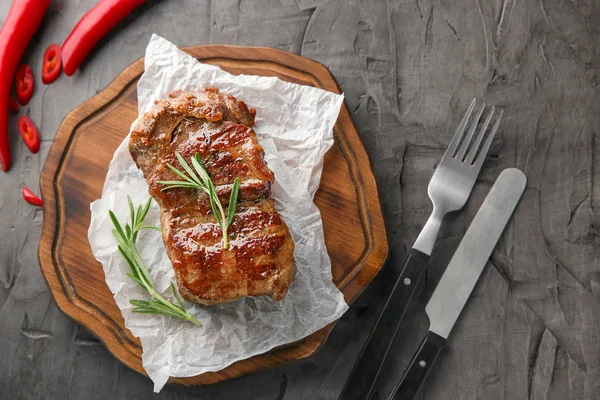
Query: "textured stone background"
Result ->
[[1, 0, 599, 399]]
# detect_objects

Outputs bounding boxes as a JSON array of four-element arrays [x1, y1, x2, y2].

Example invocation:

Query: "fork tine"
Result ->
[[465, 106, 495, 165], [472, 109, 503, 169], [442, 98, 476, 161], [456, 103, 485, 161]]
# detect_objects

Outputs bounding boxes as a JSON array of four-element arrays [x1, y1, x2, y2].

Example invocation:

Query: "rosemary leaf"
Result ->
[[209, 188, 223, 227], [129, 299, 153, 307], [171, 282, 186, 310], [156, 180, 197, 186], [117, 246, 136, 274], [126, 272, 145, 289], [135, 204, 143, 231], [128, 196, 135, 231], [140, 225, 162, 232], [131, 308, 163, 315], [125, 224, 132, 239], [166, 163, 197, 185], [227, 178, 240, 228], [109, 211, 127, 242], [191, 154, 211, 187], [140, 198, 152, 223], [131, 300, 189, 319], [158, 183, 199, 191], [175, 152, 201, 186]]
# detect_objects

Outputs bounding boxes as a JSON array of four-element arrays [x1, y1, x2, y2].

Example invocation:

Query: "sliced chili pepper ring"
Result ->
[[42, 44, 62, 84], [22, 186, 43, 207], [8, 97, 19, 112], [15, 64, 34, 105], [18, 115, 39, 154]]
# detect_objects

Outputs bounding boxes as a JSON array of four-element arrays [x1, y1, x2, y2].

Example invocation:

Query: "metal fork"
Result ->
[[339, 99, 503, 400]]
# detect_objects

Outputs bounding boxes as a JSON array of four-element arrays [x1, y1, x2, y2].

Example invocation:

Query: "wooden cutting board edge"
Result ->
[[38, 44, 390, 386]]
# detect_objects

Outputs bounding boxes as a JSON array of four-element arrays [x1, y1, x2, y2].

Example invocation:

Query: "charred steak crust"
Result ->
[[129, 88, 294, 305]]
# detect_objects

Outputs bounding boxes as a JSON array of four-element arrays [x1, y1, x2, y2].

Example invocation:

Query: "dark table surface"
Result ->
[[1, 0, 599, 399]]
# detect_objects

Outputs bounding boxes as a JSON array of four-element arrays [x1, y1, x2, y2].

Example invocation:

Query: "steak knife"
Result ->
[[389, 168, 527, 399]]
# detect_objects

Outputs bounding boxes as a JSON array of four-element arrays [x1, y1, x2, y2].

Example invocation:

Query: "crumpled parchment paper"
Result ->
[[87, 35, 348, 392]]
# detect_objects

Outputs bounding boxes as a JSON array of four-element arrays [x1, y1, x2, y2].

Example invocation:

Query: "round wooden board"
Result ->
[[38, 45, 389, 386]]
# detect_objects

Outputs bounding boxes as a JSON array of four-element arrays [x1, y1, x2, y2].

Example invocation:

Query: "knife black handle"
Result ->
[[389, 331, 446, 400], [339, 249, 430, 400]]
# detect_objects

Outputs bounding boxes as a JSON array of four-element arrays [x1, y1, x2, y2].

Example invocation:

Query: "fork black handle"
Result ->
[[388, 331, 446, 400], [339, 249, 430, 400]]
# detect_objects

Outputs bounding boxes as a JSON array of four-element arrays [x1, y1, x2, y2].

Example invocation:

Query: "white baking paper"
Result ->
[[87, 35, 348, 392]]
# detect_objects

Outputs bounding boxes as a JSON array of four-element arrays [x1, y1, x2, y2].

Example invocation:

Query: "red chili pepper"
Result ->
[[62, 0, 147, 76], [15, 63, 34, 105], [18, 116, 39, 154], [22, 186, 43, 207], [42, 44, 62, 84], [8, 97, 18, 113], [0, 0, 51, 171]]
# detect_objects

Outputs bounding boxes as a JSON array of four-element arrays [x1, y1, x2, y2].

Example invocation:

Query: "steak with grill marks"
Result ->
[[129, 88, 294, 305]]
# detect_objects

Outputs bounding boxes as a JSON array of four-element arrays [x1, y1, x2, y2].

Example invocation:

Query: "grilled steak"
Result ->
[[129, 88, 294, 305]]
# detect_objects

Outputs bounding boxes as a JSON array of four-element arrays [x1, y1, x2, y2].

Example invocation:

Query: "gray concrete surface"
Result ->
[[0, 0, 599, 399]]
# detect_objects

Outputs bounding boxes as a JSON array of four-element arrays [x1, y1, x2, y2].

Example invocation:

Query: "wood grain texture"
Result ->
[[38, 45, 388, 386], [1, 0, 599, 399]]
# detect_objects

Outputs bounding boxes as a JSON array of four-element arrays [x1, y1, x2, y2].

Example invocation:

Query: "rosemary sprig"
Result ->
[[109, 196, 201, 327], [157, 152, 240, 249]]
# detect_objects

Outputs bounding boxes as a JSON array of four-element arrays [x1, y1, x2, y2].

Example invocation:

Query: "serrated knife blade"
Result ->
[[390, 168, 527, 400]]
